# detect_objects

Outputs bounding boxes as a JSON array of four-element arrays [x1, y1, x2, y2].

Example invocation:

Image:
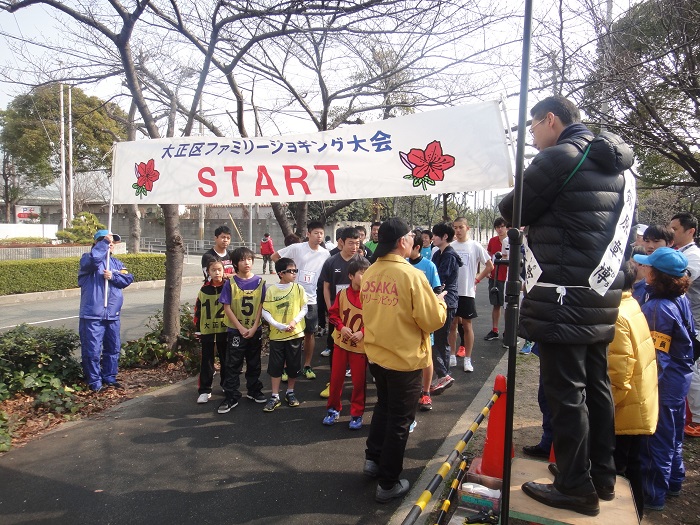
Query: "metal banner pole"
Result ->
[[104, 157, 115, 308], [500, 0, 534, 523]]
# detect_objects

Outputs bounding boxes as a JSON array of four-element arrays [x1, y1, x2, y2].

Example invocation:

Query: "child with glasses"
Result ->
[[260, 257, 308, 412]]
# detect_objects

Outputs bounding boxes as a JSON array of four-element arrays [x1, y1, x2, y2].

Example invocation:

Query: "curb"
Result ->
[[388, 351, 509, 525]]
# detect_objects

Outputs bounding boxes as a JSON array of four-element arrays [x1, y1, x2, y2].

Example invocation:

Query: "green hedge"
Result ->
[[0, 254, 166, 296]]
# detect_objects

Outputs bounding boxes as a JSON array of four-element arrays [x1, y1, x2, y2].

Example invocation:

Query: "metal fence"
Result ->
[[139, 237, 252, 264]]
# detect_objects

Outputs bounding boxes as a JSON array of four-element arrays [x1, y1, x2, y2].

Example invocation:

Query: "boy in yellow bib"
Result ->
[[261, 257, 308, 412], [217, 247, 267, 414]]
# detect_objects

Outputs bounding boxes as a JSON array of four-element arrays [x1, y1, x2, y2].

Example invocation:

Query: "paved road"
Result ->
[[0, 261, 510, 525], [0, 261, 281, 342]]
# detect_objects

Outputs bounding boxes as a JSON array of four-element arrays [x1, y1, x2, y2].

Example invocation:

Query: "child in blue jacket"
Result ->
[[633, 247, 694, 511], [78, 230, 133, 392]]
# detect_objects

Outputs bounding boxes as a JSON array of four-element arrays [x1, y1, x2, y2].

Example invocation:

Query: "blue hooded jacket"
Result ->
[[78, 239, 134, 320]]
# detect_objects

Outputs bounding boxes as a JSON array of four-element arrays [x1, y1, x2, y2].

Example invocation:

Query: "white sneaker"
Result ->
[[345, 369, 352, 377], [449, 354, 457, 368], [197, 393, 211, 404], [320, 348, 331, 357], [463, 358, 473, 373]]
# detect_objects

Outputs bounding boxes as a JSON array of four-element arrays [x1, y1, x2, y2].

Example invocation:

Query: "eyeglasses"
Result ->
[[529, 117, 546, 136], [280, 269, 299, 275]]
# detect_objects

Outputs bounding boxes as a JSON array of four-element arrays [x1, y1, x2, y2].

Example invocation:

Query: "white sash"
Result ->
[[524, 170, 636, 297]]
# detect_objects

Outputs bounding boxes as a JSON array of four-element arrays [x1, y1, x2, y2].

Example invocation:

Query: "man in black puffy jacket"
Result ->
[[499, 96, 635, 516]]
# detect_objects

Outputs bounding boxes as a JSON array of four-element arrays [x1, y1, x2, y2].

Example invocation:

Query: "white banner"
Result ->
[[112, 102, 512, 205]]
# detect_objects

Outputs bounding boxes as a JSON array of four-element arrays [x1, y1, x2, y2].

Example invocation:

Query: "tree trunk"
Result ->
[[293, 203, 308, 238], [127, 204, 141, 253], [271, 203, 293, 237], [372, 198, 381, 222], [160, 203, 184, 347]]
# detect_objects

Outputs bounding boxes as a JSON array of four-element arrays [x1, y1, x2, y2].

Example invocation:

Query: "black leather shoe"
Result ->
[[593, 483, 615, 501], [522, 444, 550, 459], [522, 481, 600, 516], [547, 464, 615, 501]]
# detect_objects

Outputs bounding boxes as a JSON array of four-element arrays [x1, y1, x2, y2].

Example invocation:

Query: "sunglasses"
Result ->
[[280, 269, 299, 274]]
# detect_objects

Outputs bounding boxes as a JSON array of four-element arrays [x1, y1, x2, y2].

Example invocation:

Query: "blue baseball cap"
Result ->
[[633, 247, 688, 277], [94, 229, 121, 242]]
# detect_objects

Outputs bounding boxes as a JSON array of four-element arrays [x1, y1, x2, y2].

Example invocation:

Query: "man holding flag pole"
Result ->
[[78, 229, 133, 392]]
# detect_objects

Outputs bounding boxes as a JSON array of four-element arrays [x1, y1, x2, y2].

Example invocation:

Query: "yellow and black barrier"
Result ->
[[401, 386, 504, 525]]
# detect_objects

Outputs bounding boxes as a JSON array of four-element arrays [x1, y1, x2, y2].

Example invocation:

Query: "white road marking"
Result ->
[[0, 315, 80, 330]]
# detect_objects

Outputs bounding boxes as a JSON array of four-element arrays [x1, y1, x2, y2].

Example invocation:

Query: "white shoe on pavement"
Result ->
[[449, 354, 457, 368], [320, 348, 331, 357], [197, 393, 211, 404], [463, 358, 474, 373]]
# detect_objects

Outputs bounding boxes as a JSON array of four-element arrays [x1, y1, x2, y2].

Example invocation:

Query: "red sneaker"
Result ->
[[685, 422, 700, 438], [418, 393, 433, 411], [456, 346, 466, 357]]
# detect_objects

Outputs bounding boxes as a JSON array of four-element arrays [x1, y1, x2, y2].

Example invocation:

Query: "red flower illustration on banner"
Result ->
[[133, 159, 160, 198], [400, 140, 455, 191]]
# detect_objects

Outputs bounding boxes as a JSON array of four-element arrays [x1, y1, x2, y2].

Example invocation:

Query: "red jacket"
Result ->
[[487, 235, 507, 281], [260, 237, 274, 255]]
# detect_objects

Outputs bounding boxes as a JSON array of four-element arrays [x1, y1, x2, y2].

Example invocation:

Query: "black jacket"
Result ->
[[499, 126, 634, 344], [431, 245, 463, 309]]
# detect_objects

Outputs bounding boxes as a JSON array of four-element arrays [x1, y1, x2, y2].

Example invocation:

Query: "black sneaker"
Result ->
[[217, 399, 238, 414], [285, 391, 300, 407], [246, 392, 267, 404], [106, 381, 124, 389], [263, 396, 282, 412], [484, 330, 499, 341]]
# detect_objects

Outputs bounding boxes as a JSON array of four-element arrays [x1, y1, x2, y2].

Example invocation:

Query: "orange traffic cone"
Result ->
[[473, 374, 514, 479]]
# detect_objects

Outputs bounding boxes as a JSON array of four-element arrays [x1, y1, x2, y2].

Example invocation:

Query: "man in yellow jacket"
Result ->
[[361, 218, 447, 503]]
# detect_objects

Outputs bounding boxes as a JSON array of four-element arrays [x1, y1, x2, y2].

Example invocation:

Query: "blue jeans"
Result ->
[[432, 308, 455, 377]]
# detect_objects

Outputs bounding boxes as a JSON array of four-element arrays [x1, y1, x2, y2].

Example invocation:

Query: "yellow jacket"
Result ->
[[361, 254, 447, 371], [608, 292, 659, 435]]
